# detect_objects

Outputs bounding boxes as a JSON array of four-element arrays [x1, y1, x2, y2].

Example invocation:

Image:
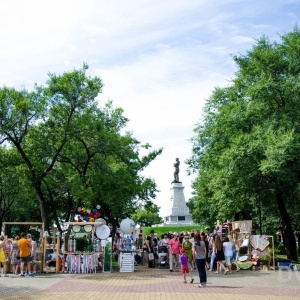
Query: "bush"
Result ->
[[75, 237, 89, 251], [260, 254, 271, 265], [143, 225, 205, 239], [275, 243, 286, 255]]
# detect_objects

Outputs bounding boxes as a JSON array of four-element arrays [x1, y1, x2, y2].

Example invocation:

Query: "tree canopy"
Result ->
[[187, 27, 300, 260], [0, 64, 162, 235]]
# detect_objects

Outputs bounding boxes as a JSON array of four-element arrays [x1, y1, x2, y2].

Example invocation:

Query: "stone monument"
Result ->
[[164, 158, 195, 225]]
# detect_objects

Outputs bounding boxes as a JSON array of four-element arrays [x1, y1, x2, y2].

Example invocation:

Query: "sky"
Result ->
[[0, 0, 299, 218]]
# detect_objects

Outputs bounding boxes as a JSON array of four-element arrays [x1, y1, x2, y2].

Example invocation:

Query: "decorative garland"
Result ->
[[65, 253, 99, 273]]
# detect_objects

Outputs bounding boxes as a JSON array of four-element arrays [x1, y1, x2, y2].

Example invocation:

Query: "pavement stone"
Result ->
[[0, 266, 300, 300]]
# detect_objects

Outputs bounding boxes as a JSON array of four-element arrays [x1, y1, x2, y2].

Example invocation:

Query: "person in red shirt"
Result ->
[[18, 232, 34, 277], [169, 232, 181, 272]]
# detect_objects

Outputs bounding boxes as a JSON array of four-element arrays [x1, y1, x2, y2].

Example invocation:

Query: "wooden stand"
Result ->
[[62, 222, 105, 274], [43, 237, 60, 273]]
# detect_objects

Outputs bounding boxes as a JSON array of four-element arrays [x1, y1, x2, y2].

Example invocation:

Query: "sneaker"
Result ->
[[170, 269, 173, 272], [29, 273, 35, 277], [19, 274, 25, 277], [3, 274, 8, 277]]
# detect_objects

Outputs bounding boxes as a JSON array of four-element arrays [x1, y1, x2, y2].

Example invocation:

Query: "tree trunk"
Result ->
[[275, 179, 298, 261], [35, 183, 50, 233]]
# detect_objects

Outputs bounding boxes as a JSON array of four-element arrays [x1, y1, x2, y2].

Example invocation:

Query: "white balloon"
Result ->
[[77, 207, 82, 212], [120, 218, 135, 235], [96, 225, 110, 239], [96, 205, 101, 209], [87, 209, 91, 214]]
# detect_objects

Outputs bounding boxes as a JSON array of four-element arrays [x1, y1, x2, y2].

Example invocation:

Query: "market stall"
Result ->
[[63, 222, 105, 273], [2, 222, 44, 273], [231, 220, 275, 271]]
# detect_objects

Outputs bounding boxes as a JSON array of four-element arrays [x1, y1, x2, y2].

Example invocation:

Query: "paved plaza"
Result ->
[[1, 266, 300, 300]]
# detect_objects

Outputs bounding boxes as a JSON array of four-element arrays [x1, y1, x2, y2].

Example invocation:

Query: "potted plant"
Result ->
[[75, 237, 89, 252], [259, 254, 271, 270]]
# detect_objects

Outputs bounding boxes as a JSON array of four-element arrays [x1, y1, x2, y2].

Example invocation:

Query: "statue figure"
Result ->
[[172, 158, 180, 183]]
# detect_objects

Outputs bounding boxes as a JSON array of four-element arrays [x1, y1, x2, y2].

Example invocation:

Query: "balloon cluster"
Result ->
[[77, 205, 101, 222]]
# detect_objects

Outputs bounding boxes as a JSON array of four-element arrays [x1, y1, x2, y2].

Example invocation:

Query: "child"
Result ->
[[180, 248, 194, 284]]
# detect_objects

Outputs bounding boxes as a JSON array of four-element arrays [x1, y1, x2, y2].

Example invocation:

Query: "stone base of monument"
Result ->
[[163, 212, 195, 226], [163, 182, 196, 226]]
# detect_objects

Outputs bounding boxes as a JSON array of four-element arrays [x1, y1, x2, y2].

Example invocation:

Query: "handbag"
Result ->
[[148, 253, 154, 261]]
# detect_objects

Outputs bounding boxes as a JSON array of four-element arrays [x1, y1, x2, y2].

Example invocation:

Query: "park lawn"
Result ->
[[143, 225, 206, 239], [276, 254, 300, 265]]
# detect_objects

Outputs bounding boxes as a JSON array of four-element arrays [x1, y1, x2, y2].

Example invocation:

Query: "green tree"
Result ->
[[0, 64, 162, 235], [188, 27, 300, 260], [132, 204, 163, 227], [0, 64, 102, 231], [55, 100, 162, 238]]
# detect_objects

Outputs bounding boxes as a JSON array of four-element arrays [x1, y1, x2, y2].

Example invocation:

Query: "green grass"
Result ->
[[271, 243, 300, 264], [275, 254, 300, 264], [143, 225, 206, 239]]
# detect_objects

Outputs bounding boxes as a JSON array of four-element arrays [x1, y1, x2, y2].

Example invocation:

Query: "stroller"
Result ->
[[158, 245, 169, 268]]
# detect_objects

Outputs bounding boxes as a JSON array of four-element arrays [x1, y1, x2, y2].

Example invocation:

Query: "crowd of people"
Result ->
[[143, 230, 240, 288], [0, 233, 37, 277]]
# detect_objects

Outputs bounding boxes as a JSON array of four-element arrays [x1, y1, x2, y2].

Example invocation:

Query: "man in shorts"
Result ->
[[18, 232, 34, 277]]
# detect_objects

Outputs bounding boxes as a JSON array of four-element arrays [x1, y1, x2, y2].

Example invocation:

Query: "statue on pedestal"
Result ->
[[172, 158, 181, 183]]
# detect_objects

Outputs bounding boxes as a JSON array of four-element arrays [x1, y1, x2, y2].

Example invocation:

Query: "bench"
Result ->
[[277, 262, 293, 270]]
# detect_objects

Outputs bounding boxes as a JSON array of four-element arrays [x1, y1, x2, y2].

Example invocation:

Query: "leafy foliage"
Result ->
[[0, 64, 162, 234], [131, 204, 163, 227], [187, 27, 300, 260]]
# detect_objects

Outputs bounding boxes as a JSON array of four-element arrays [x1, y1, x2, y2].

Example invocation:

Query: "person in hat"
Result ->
[[182, 235, 193, 270], [179, 248, 194, 284]]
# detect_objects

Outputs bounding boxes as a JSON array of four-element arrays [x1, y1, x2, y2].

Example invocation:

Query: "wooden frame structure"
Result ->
[[2, 222, 45, 273], [2, 222, 44, 238]]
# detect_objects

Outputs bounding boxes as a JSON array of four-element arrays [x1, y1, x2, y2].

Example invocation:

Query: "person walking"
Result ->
[[4, 238, 12, 274], [228, 235, 240, 272], [193, 233, 207, 288], [214, 235, 228, 275], [223, 236, 233, 273], [18, 232, 34, 277], [179, 248, 194, 284], [208, 234, 217, 271], [189, 232, 196, 269], [28, 234, 37, 274], [169, 233, 181, 272], [146, 230, 156, 268], [201, 232, 210, 270], [182, 235, 193, 270], [10, 235, 20, 275], [0, 236, 8, 277]]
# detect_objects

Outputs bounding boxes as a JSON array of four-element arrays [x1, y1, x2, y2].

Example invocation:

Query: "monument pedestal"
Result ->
[[164, 182, 195, 225]]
